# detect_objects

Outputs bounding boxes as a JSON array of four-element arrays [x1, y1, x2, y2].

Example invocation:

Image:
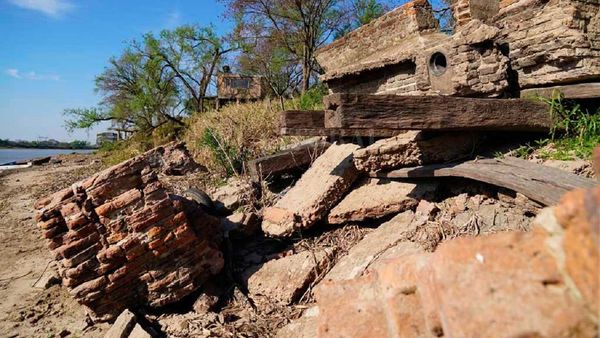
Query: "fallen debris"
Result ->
[[327, 178, 437, 224], [104, 309, 136, 338], [373, 157, 597, 206], [314, 186, 600, 337], [262, 143, 360, 236], [353, 131, 478, 172], [32, 262, 61, 289], [244, 249, 334, 305], [323, 94, 552, 131], [209, 177, 255, 211], [247, 138, 331, 180], [128, 324, 152, 338], [34, 143, 224, 321], [322, 211, 425, 282], [223, 212, 260, 237]]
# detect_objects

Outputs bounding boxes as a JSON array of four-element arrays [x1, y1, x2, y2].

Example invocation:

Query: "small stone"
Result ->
[[415, 200, 440, 220], [104, 309, 136, 338], [193, 293, 220, 314], [210, 178, 255, 211]]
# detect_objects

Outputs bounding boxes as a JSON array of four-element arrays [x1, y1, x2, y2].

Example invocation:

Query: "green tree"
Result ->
[[237, 34, 303, 109], [64, 25, 235, 137], [223, 0, 356, 92], [141, 25, 236, 113], [355, 0, 385, 25], [335, 0, 386, 38]]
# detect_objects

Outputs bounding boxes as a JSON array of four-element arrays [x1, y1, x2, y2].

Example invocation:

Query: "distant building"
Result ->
[[216, 66, 268, 109], [96, 132, 118, 146]]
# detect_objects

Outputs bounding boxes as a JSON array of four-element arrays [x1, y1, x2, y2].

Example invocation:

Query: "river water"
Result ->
[[0, 148, 93, 165]]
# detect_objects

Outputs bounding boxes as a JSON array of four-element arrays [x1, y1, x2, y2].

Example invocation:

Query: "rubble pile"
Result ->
[[33, 141, 597, 337], [311, 186, 600, 338], [34, 143, 224, 321]]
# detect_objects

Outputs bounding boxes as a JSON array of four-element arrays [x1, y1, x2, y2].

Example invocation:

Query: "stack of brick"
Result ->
[[495, 0, 600, 89], [34, 143, 224, 321]]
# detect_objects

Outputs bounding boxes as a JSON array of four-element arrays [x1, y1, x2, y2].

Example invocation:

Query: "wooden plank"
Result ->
[[521, 83, 600, 99], [323, 94, 552, 132], [281, 127, 400, 137], [280, 110, 400, 137], [247, 138, 331, 180], [370, 157, 597, 206]]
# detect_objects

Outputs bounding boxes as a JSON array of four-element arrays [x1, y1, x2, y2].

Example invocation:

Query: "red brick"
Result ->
[[57, 233, 100, 259]]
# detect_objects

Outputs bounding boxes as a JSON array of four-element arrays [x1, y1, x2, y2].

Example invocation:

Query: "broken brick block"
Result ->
[[244, 249, 334, 305], [34, 143, 223, 321], [328, 178, 437, 224], [315, 228, 597, 338], [321, 211, 425, 283], [104, 309, 136, 338], [262, 143, 360, 236], [353, 131, 478, 173]]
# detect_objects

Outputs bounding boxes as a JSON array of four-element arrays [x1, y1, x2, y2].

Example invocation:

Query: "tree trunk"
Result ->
[[301, 46, 311, 93], [279, 95, 285, 111]]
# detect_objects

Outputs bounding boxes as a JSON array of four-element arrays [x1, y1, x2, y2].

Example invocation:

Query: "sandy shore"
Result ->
[[0, 153, 111, 337]]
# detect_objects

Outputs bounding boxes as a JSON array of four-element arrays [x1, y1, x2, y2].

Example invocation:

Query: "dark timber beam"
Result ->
[[247, 138, 331, 180], [323, 94, 552, 132], [280, 110, 400, 137]]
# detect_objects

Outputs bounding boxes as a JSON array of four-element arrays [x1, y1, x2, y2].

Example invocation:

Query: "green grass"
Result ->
[[508, 93, 599, 161]]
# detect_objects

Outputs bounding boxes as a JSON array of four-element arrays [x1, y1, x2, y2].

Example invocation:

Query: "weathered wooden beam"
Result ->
[[247, 138, 331, 180], [280, 110, 400, 137], [323, 94, 552, 132], [370, 157, 597, 206], [521, 83, 600, 100]]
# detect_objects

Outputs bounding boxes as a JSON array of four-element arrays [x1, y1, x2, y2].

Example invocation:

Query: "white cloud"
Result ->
[[8, 0, 74, 17], [5, 68, 60, 81], [6, 68, 21, 79], [165, 9, 181, 28]]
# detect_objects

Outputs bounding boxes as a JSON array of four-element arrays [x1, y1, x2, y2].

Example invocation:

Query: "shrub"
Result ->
[[299, 83, 328, 110], [185, 99, 305, 176]]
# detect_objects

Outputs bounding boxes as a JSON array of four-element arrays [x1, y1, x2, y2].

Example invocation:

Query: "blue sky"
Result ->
[[0, 0, 232, 142], [0, 0, 426, 143]]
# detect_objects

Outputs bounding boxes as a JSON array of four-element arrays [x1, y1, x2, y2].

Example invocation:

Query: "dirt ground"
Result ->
[[0, 154, 110, 338]]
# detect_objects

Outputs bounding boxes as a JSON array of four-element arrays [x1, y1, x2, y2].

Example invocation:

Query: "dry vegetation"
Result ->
[[184, 99, 308, 176]]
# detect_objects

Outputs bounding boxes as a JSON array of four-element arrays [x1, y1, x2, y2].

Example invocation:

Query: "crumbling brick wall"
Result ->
[[34, 143, 224, 321], [495, 0, 600, 89], [316, 0, 599, 97]]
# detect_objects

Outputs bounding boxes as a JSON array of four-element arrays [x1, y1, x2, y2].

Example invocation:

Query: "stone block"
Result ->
[[104, 309, 136, 338], [353, 131, 478, 173], [262, 143, 360, 236], [322, 211, 424, 283], [245, 249, 334, 304], [328, 178, 437, 223]]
